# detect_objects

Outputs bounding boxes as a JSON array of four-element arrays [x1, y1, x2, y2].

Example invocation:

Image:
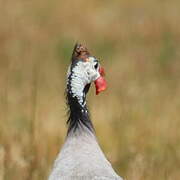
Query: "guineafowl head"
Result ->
[[66, 43, 107, 133], [67, 43, 106, 100]]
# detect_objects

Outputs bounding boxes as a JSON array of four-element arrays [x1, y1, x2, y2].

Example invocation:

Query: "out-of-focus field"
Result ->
[[0, 0, 180, 179]]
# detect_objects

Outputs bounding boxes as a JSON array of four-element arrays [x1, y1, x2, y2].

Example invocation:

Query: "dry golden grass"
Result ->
[[0, 0, 180, 179]]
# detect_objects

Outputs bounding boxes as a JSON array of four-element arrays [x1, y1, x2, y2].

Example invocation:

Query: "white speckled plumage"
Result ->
[[69, 60, 100, 106]]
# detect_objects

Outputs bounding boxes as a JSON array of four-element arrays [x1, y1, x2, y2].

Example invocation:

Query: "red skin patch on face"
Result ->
[[99, 67, 105, 76], [94, 67, 107, 95]]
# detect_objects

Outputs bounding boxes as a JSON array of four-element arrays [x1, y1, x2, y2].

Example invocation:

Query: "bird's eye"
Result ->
[[94, 63, 98, 70]]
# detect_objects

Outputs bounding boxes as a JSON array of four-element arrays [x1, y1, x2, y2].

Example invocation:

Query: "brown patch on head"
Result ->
[[72, 43, 91, 62]]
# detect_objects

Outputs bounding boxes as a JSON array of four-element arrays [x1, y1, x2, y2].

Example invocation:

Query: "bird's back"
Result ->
[[48, 131, 122, 180]]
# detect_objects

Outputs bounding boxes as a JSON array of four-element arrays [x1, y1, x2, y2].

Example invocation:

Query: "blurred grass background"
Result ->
[[0, 0, 180, 179]]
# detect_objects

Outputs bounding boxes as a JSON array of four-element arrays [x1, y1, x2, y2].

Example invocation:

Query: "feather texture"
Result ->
[[48, 44, 123, 180]]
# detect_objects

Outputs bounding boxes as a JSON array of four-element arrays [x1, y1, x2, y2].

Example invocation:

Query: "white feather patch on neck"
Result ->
[[67, 61, 89, 106]]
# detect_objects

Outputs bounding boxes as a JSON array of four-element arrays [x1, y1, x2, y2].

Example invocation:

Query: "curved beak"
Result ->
[[94, 67, 107, 95]]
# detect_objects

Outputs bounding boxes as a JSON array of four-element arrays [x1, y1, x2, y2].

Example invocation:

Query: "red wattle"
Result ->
[[94, 76, 107, 95], [99, 67, 105, 76]]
